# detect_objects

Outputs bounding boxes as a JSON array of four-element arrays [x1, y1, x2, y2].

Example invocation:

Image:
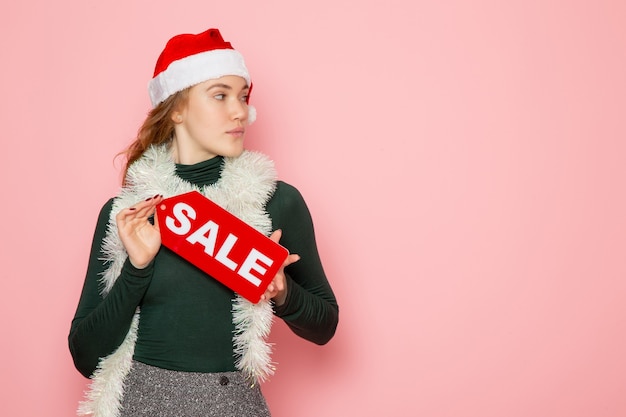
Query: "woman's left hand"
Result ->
[[260, 229, 300, 306]]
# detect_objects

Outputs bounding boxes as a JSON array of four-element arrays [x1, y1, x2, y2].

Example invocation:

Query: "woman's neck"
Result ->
[[170, 136, 218, 165]]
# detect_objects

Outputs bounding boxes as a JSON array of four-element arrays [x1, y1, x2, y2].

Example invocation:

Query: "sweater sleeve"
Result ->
[[267, 182, 339, 345], [68, 199, 154, 378]]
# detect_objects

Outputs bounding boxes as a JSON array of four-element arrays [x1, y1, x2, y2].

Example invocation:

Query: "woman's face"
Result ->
[[172, 75, 250, 164]]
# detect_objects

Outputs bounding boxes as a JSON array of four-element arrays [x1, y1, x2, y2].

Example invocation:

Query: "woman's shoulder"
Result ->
[[93, 197, 116, 226], [271, 180, 306, 206], [99, 197, 116, 215], [267, 180, 313, 224]]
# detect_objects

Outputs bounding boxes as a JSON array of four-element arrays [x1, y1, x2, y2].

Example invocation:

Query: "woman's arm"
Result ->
[[68, 199, 154, 377], [267, 182, 339, 345]]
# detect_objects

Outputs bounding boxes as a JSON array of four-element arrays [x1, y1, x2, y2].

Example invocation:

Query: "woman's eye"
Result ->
[[240, 95, 249, 102], [214, 94, 225, 100]]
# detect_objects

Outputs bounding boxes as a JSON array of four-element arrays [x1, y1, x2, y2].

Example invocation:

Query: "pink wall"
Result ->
[[1, 1, 625, 416]]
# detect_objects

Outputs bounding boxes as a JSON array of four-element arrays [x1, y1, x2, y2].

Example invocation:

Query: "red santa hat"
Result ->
[[148, 28, 256, 123]]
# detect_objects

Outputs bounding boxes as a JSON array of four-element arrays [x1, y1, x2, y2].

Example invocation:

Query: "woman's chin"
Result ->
[[221, 145, 245, 158]]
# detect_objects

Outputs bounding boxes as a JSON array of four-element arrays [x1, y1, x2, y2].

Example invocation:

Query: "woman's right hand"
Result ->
[[115, 195, 164, 269]]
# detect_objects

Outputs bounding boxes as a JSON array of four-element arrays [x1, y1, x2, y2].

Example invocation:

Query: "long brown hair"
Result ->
[[121, 90, 189, 185]]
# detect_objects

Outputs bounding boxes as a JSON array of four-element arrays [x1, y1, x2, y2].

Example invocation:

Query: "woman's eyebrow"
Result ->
[[207, 83, 250, 91]]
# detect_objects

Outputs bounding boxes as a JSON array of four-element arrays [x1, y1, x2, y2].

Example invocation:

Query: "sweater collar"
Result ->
[[175, 155, 224, 187]]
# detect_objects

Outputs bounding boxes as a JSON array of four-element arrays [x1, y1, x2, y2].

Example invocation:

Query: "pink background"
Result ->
[[1, 1, 625, 416]]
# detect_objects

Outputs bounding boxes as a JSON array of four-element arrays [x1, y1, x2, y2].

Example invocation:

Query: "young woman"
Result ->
[[69, 28, 339, 417]]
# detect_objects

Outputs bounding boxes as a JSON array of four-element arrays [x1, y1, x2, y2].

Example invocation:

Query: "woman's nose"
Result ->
[[230, 99, 247, 121]]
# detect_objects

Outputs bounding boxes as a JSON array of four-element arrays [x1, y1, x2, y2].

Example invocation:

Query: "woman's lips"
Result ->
[[227, 127, 245, 137]]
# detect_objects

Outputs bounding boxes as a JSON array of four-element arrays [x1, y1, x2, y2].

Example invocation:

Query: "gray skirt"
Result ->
[[119, 361, 271, 417]]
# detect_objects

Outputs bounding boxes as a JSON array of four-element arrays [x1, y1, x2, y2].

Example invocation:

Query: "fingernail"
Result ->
[[129, 207, 137, 211], [145, 197, 153, 201]]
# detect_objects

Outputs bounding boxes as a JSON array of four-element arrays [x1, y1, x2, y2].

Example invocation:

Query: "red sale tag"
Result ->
[[157, 191, 288, 303]]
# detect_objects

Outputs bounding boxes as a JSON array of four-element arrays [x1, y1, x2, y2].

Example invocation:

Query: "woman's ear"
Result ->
[[171, 111, 183, 124]]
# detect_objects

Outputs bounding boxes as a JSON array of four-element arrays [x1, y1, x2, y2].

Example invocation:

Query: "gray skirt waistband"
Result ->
[[119, 360, 271, 417]]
